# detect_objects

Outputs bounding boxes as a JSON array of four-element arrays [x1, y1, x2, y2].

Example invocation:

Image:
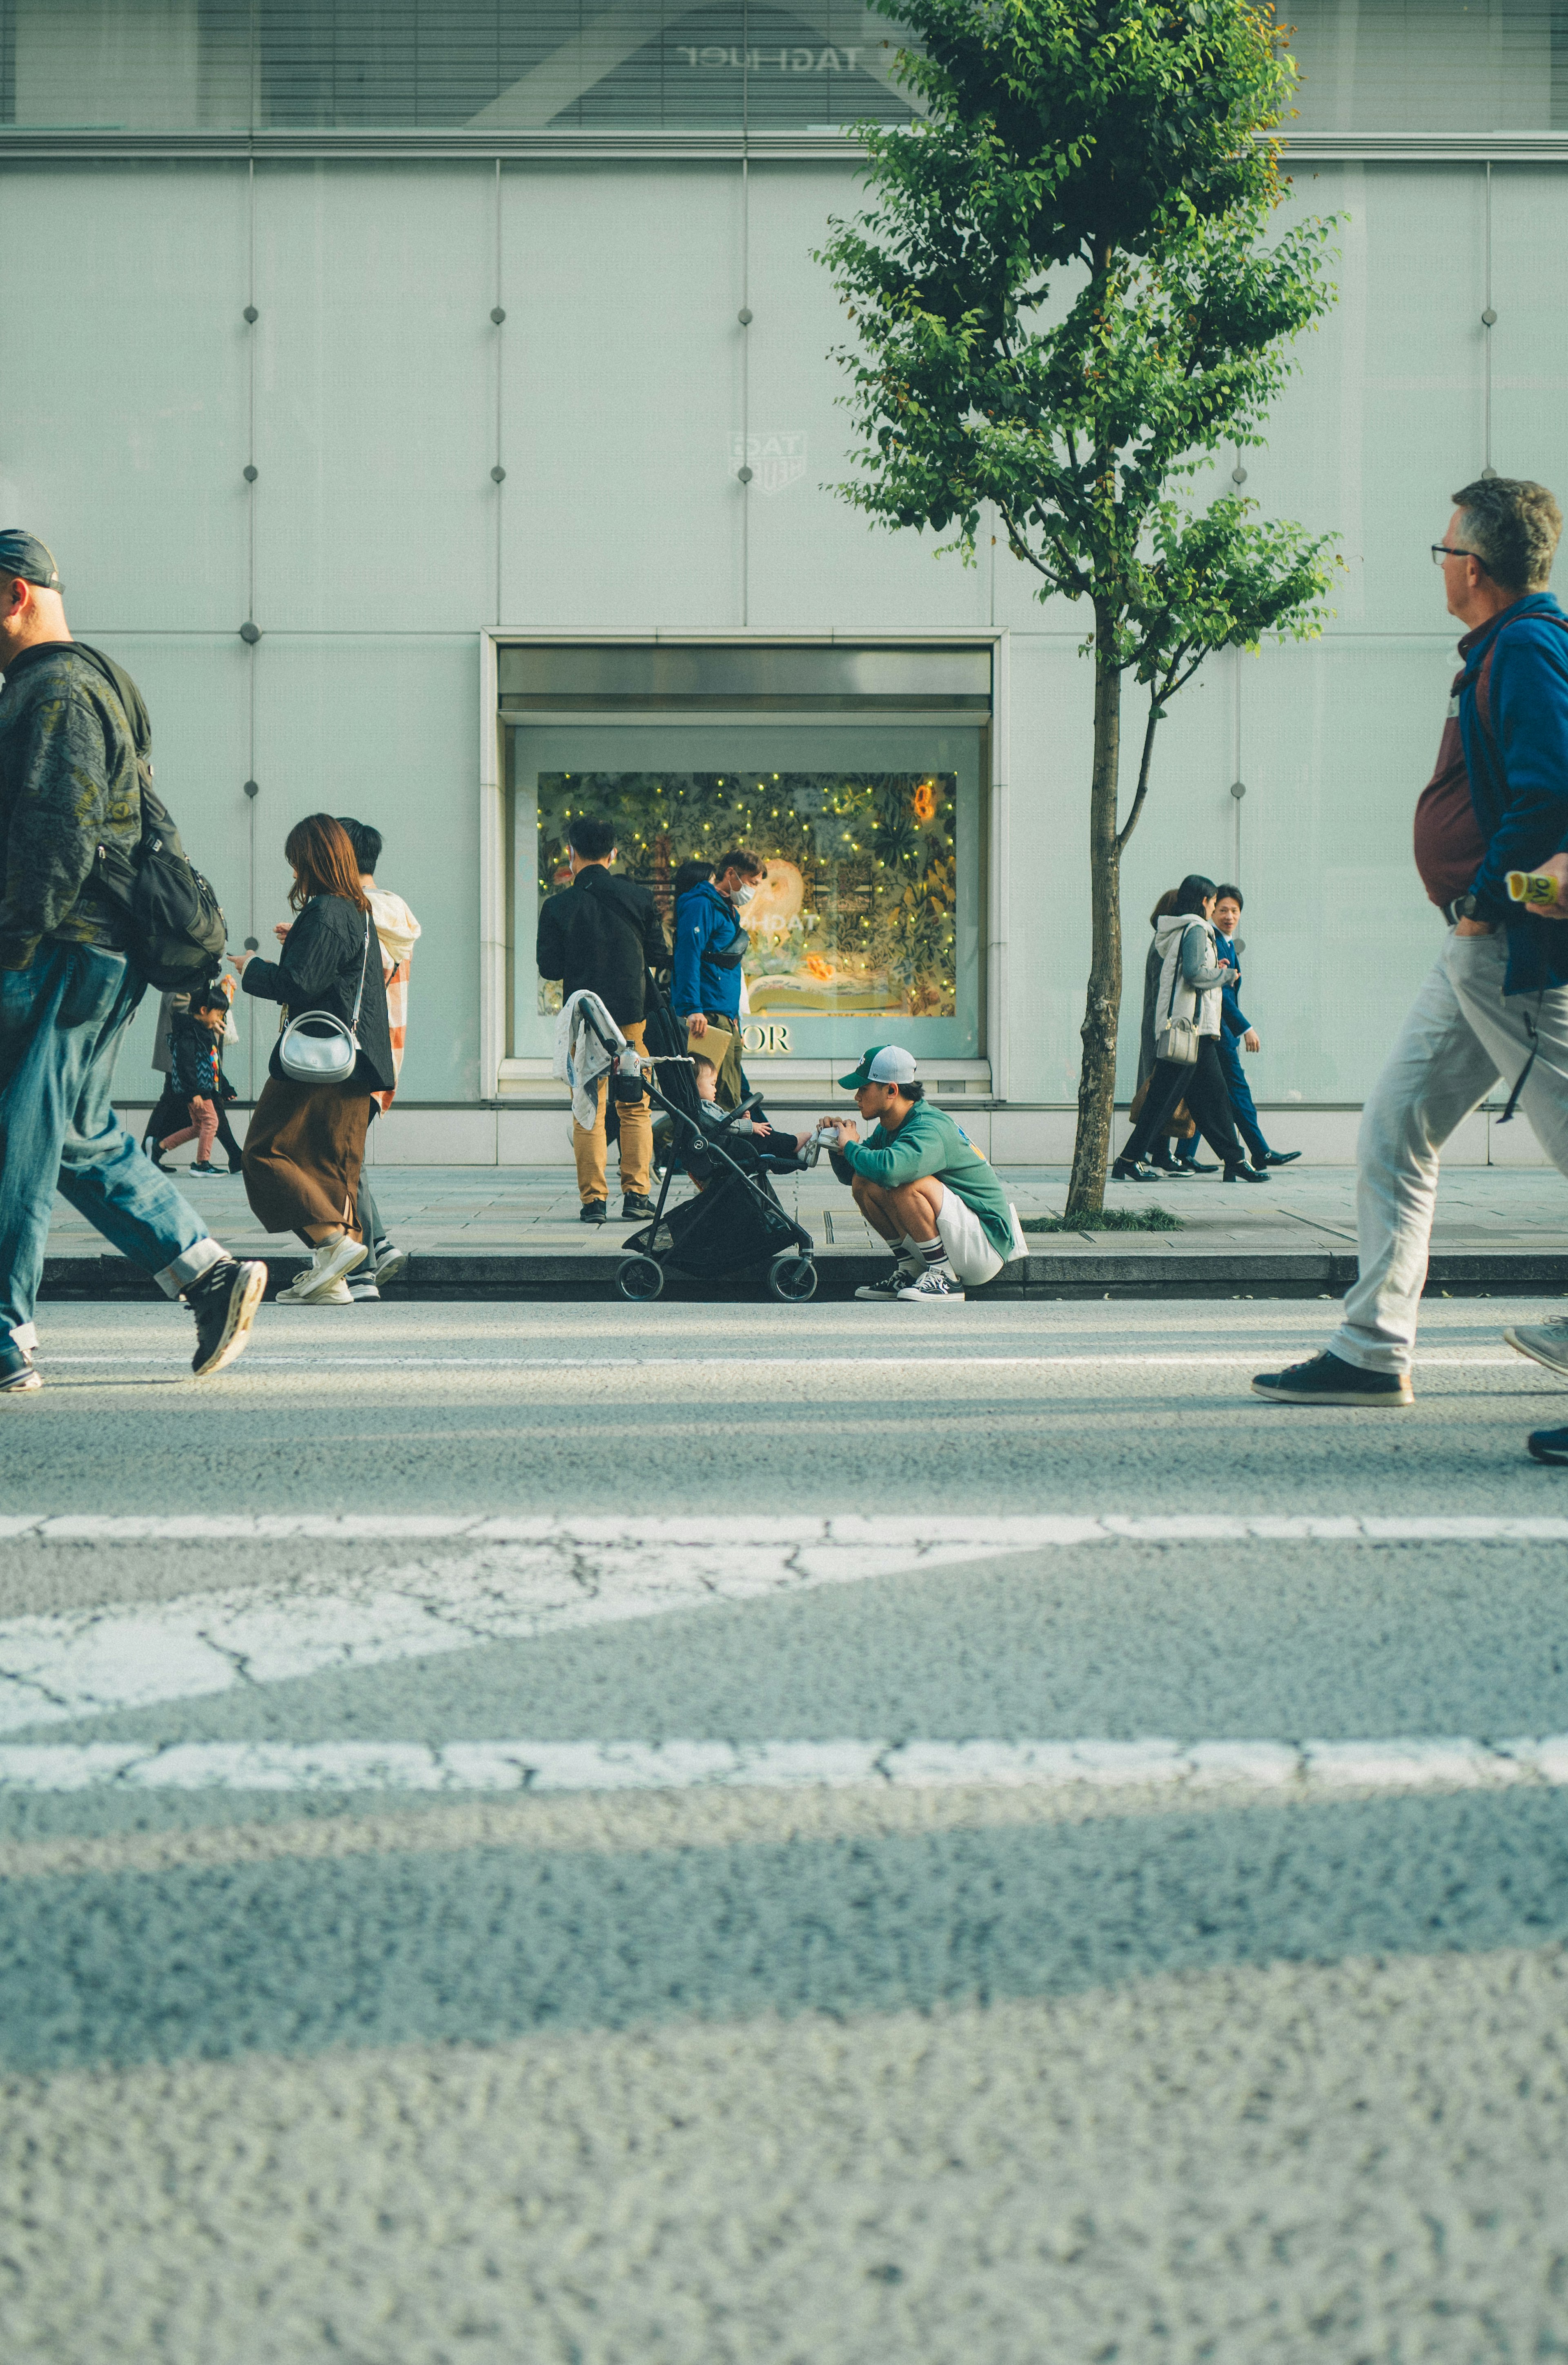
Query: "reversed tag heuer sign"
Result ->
[[731, 431, 807, 495]]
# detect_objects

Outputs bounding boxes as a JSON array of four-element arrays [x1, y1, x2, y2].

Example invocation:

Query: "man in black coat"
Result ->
[[536, 813, 667, 1223]]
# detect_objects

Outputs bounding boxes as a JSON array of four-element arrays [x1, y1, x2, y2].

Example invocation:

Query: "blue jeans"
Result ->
[[0, 942, 223, 1347]]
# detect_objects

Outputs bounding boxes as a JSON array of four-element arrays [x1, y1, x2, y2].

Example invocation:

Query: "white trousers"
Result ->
[[1330, 928, 1568, 1374]]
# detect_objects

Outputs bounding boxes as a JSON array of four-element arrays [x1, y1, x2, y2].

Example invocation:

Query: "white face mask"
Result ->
[[732, 884, 757, 908]]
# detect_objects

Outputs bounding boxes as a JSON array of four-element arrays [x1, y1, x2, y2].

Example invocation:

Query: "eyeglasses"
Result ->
[[1432, 542, 1489, 571]]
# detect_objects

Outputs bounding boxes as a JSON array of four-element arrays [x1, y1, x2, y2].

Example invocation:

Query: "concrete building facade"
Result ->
[[2, 0, 1566, 1164]]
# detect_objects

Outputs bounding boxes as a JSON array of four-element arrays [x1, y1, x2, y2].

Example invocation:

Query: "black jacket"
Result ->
[[167, 1009, 225, 1100], [241, 892, 395, 1094], [536, 863, 667, 1026]]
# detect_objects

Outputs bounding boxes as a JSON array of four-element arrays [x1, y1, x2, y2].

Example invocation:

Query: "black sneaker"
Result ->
[[188, 1161, 225, 1176], [619, 1193, 657, 1220], [1527, 1426, 1568, 1466], [580, 1200, 608, 1225], [0, 1339, 41, 1394], [1252, 1351, 1412, 1407], [896, 1266, 966, 1305], [855, 1265, 918, 1301], [185, 1258, 267, 1377]]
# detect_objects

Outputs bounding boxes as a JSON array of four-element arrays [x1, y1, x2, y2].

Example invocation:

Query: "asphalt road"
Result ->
[[2, 1294, 1568, 2363]]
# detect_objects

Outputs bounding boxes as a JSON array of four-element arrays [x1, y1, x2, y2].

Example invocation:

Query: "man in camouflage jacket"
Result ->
[[0, 629, 143, 972], [0, 530, 264, 1391]]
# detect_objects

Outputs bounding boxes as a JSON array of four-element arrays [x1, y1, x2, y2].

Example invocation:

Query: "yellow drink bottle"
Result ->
[[1506, 871, 1561, 906]]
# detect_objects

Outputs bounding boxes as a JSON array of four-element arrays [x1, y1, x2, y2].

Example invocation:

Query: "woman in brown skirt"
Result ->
[[229, 814, 395, 1305]]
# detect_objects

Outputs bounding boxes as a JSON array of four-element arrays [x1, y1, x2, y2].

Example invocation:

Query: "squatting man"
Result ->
[[822, 1045, 1024, 1305]]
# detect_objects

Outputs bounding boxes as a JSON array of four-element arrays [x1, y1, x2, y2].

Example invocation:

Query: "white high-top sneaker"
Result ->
[[276, 1237, 367, 1304]]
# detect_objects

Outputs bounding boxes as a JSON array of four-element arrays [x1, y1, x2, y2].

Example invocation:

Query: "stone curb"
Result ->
[[36, 1247, 1568, 1304]]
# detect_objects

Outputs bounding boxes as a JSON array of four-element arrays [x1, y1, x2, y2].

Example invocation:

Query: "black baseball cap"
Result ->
[[0, 531, 62, 591]]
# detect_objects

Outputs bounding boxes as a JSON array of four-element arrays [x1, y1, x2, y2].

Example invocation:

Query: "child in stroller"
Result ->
[[691, 1051, 810, 1174]]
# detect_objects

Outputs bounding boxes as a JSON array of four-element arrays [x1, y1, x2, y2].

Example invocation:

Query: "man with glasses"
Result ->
[[1253, 477, 1568, 1432]]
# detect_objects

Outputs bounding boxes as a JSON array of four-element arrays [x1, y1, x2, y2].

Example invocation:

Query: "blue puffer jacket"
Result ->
[[671, 879, 749, 1022], [1456, 591, 1568, 994]]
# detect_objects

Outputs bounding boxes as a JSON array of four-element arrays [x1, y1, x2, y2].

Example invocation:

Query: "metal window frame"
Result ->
[[479, 626, 1009, 1100]]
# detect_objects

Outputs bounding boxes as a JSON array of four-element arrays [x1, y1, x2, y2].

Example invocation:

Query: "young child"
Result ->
[[691, 1054, 806, 1164], [160, 979, 243, 1175]]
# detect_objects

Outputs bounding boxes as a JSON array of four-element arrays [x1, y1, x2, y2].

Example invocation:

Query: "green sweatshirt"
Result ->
[[831, 1100, 1015, 1258]]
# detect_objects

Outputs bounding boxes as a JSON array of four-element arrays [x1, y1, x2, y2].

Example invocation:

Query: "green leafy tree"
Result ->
[[819, 0, 1339, 1209]]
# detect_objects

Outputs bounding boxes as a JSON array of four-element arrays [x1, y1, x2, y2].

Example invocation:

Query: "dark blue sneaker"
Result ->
[[0, 1338, 41, 1394], [1527, 1426, 1568, 1466], [1252, 1351, 1413, 1407]]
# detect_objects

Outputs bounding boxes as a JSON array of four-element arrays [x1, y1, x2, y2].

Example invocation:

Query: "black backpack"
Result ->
[[75, 644, 228, 991]]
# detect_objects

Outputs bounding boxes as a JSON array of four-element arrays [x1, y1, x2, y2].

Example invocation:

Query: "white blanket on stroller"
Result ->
[[555, 991, 627, 1129]]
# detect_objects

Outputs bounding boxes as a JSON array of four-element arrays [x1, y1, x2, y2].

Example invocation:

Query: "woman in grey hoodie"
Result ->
[[1114, 874, 1267, 1182]]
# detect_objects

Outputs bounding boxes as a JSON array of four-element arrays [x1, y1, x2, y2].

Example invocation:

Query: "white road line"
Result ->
[[31, 1352, 1527, 1369], [0, 1733, 1562, 1796], [3, 1512, 1565, 1544], [0, 1516, 1564, 1735]]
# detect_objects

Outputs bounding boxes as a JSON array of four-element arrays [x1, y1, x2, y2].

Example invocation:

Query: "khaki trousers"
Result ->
[[1330, 928, 1568, 1374], [573, 1019, 651, 1204]]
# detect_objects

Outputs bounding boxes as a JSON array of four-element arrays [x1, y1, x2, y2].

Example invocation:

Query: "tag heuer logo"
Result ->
[[731, 431, 807, 495]]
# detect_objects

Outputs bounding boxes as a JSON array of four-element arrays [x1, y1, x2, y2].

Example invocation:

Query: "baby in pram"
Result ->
[[692, 1054, 810, 1173]]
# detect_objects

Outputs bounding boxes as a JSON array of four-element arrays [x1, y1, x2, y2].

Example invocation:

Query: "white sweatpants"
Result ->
[[1330, 928, 1568, 1375]]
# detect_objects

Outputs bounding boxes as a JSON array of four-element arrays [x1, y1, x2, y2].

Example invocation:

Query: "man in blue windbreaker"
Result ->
[[1254, 477, 1568, 1422], [671, 847, 764, 1108]]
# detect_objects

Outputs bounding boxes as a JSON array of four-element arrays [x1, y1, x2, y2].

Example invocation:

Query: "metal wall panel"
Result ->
[[499, 162, 744, 629], [253, 164, 494, 630], [0, 163, 248, 629], [251, 635, 482, 1102]]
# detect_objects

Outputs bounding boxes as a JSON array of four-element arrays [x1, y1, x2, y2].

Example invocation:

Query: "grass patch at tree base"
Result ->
[[1022, 1205, 1183, 1234]]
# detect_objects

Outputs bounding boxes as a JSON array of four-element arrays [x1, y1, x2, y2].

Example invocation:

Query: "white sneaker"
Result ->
[[1503, 1319, 1568, 1379], [309, 1279, 353, 1305], [371, 1243, 410, 1287], [276, 1238, 368, 1304], [346, 1276, 381, 1302], [895, 1267, 966, 1304], [855, 1265, 920, 1302]]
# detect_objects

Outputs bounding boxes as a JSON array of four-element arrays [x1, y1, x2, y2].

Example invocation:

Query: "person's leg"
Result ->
[[615, 1020, 653, 1203], [160, 1122, 199, 1151], [0, 946, 227, 1348], [356, 1167, 385, 1253], [1184, 1039, 1250, 1168], [1444, 931, 1568, 1171], [1325, 948, 1501, 1375], [1118, 1060, 1187, 1168], [194, 1102, 219, 1164], [572, 1075, 610, 1207], [1217, 1033, 1271, 1163], [212, 1104, 245, 1171]]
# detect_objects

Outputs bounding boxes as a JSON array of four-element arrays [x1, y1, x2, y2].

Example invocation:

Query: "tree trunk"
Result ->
[[1066, 610, 1123, 1216]]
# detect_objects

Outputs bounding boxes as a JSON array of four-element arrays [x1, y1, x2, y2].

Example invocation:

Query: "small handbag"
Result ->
[[277, 914, 370, 1086], [1154, 921, 1203, 1067]]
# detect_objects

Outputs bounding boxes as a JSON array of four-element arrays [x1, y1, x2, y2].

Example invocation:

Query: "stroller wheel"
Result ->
[[616, 1253, 665, 1303], [768, 1252, 818, 1304]]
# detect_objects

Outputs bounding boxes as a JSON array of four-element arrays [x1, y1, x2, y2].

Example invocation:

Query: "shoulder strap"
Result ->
[[350, 914, 370, 1030], [1165, 921, 1201, 1025]]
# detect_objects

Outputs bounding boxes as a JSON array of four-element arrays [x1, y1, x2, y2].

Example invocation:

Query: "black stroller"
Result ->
[[577, 998, 820, 1305]]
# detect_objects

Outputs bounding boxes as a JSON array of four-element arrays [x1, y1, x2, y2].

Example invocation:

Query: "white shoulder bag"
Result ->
[[1154, 921, 1203, 1067], [277, 913, 370, 1086]]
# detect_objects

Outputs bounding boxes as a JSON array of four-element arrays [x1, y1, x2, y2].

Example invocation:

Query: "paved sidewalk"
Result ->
[[35, 1161, 1568, 1301]]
